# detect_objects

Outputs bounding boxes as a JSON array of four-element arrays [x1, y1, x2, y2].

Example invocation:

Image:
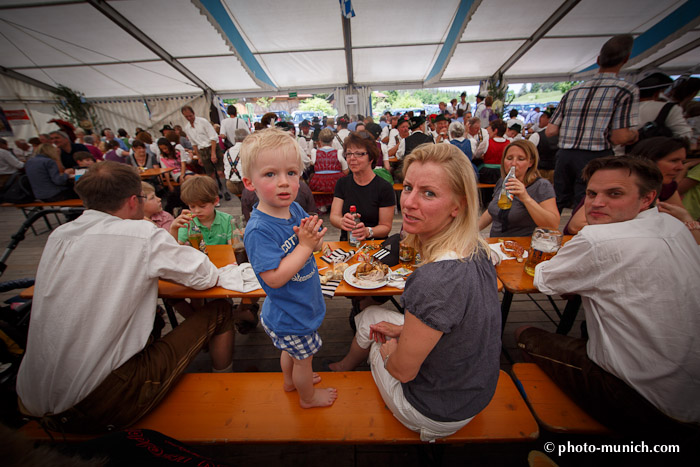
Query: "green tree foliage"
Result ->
[[392, 92, 423, 109], [298, 97, 336, 115], [256, 96, 275, 109]]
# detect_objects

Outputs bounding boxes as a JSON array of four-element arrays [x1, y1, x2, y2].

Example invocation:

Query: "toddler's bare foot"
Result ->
[[299, 387, 338, 408], [283, 372, 322, 392]]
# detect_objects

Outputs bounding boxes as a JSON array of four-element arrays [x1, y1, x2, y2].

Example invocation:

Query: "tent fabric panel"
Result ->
[[109, 0, 234, 57], [353, 45, 441, 83], [506, 37, 611, 76], [662, 46, 700, 69], [460, 0, 564, 41], [629, 31, 700, 69], [179, 56, 260, 91], [0, 74, 55, 101], [0, 3, 159, 67], [256, 50, 348, 88], [19, 62, 200, 98], [91, 94, 208, 136], [546, 0, 686, 36], [224, 0, 344, 52], [350, 0, 460, 48], [442, 40, 524, 80]]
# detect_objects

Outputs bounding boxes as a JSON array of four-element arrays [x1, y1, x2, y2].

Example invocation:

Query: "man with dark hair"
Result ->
[[17, 161, 234, 434], [547, 34, 640, 211], [50, 130, 88, 169], [181, 106, 230, 201], [517, 155, 700, 436]]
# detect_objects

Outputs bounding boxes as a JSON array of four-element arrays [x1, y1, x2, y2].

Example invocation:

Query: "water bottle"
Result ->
[[497, 166, 516, 210], [348, 205, 361, 247]]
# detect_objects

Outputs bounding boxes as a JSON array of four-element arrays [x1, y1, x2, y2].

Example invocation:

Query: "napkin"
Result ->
[[217, 263, 262, 292], [321, 279, 342, 298], [320, 248, 353, 264]]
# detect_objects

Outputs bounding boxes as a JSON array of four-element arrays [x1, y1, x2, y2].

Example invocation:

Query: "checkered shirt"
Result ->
[[550, 73, 639, 151]]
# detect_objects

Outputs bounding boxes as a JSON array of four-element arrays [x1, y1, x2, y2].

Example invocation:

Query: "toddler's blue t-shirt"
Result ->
[[244, 202, 325, 336]]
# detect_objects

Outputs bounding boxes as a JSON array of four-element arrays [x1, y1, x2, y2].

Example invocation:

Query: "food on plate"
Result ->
[[500, 240, 525, 262], [354, 261, 390, 281], [319, 262, 349, 284]]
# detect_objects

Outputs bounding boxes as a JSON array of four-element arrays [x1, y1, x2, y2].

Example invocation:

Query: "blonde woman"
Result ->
[[329, 143, 501, 441], [478, 140, 560, 237]]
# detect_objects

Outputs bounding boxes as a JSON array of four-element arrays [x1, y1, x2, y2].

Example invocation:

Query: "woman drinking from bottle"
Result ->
[[478, 140, 559, 237]]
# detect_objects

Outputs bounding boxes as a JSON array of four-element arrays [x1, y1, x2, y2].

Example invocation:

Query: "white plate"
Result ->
[[343, 263, 390, 290]]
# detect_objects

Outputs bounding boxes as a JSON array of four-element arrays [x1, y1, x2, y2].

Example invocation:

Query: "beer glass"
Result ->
[[398, 231, 415, 265], [524, 228, 563, 276]]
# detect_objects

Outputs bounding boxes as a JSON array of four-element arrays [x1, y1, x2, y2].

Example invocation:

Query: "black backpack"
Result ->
[[0, 173, 35, 204], [627, 103, 674, 153]]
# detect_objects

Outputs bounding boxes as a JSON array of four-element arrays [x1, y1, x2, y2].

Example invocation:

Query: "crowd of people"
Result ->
[[4, 33, 700, 446]]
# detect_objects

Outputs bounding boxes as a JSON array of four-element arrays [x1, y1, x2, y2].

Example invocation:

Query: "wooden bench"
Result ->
[[511, 363, 613, 435], [20, 370, 538, 444]]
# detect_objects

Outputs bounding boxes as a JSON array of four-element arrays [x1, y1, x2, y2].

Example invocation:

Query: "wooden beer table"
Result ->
[[139, 166, 175, 178], [158, 241, 407, 300], [487, 236, 579, 336]]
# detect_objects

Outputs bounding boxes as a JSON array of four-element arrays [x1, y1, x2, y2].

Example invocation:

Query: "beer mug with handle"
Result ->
[[524, 228, 563, 276]]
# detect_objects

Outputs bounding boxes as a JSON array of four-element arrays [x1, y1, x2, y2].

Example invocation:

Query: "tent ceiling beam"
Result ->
[[640, 37, 700, 72], [0, 65, 58, 93], [425, 0, 481, 85], [195, 0, 276, 90], [495, 0, 581, 76], [0, 1, 82, 10], [342, 15, 354, 85], [580, 1, 700, 74], [86, 0, 212, 94]]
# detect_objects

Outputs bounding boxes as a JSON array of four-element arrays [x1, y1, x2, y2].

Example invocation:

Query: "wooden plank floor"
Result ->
[[0, 196, 582, 465]]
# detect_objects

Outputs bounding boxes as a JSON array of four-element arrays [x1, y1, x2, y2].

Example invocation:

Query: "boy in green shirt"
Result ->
[[171, 176, 233, 245]]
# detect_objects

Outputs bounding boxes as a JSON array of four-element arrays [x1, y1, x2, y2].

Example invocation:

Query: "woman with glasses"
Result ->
[[330, 131, 395, 243]]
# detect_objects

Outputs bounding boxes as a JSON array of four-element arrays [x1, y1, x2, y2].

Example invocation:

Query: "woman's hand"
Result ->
[[379, 338, 399, 363], [658, 201, 694, 223], [351, 221, 368, 241], [341, 212, 360, 232], [505, 177, 530, 202], [370, 321, 403, 343]]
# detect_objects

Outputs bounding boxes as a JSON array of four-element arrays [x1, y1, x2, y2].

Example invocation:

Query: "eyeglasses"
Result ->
[[345, 151, 368, 159], [135, 194, 147, 201]]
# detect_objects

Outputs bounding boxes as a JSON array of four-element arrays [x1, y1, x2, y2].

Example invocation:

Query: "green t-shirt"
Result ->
[[177, 210, 233, 245], [682, 163, 700, 221]]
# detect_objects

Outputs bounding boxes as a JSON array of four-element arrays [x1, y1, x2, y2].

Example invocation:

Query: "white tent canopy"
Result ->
[[1, 0, 699, 137]]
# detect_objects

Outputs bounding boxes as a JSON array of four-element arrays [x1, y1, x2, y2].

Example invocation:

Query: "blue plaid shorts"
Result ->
[[260, 316, 322, 360]]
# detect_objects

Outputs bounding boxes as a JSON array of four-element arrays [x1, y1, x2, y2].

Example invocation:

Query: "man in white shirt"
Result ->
[[181, 105, 230, 201], [220, 105, 250, 145], [0, 137, 24, 189], [456, 92, 471, 114], [17, 161, 234, 434], [517, 156, 700, 436], [465, 117, 489, 160], [12, 139, 33, 162]]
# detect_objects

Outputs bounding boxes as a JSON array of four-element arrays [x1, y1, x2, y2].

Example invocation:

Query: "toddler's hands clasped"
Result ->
[[294, 215, 327, 250]]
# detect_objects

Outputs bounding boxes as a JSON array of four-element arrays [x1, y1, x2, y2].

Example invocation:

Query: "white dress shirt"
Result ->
[[534, 208, 700, 423], [184, 116, 218, 149], [220, 116, 250, 142], [17, 210, 219, 415]]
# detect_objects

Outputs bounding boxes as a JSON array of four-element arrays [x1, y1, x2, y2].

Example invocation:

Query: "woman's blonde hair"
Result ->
[[36, 143, 64, 171], [239, 128, 303, 180], [401, 143, 488, 263], [500, 140, 541, 186]]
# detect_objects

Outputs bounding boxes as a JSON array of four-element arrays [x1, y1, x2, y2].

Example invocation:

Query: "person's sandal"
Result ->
[[235, 303, 259, 335]]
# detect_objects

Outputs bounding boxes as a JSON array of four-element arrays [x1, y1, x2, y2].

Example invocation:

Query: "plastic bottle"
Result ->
[[348, 205, 361, 247], [497, 166, 516, 210]]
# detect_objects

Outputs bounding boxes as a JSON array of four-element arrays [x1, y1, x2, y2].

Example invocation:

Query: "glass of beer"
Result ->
[[524, 228, 563, 276], [188, 221, 203, 250], [399, 231, 415, 265]]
